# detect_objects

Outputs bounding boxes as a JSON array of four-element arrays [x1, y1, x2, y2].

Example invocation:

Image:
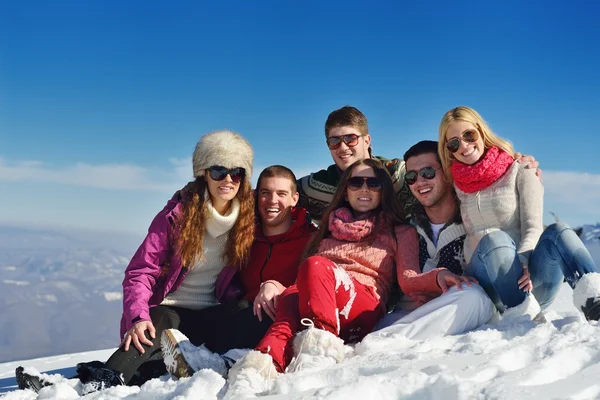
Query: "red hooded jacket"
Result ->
[[215, 207, 315, 302]]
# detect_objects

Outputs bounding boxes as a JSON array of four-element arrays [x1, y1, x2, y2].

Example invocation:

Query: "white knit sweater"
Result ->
[[161, 196, 240, 310], [455, 161, 543, 267]]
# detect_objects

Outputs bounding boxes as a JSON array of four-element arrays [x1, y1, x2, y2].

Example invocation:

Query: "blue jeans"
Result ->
[[465, 223, 598, 311]]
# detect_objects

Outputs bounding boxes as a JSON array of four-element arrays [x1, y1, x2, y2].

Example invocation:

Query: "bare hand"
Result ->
[[518, 266, 533, 292], [437, 270, 478, 293], [515, 152, 542, 180], [253, 282, 281, 322], [121, 320, 156, 354]]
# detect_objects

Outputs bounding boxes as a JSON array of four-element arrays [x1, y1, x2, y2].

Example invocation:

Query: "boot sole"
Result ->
[[161, 330, 195, 378]]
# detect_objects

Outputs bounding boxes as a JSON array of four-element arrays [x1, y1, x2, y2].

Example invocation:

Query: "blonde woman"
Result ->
[[438, 106, 600, 322]]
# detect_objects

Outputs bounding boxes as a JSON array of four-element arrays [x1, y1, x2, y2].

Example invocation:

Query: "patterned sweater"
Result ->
[[455, 161, 543, 267], [411, 203, 466, 276], [297, 156, 415, 222], [315, 224, 443, 304]]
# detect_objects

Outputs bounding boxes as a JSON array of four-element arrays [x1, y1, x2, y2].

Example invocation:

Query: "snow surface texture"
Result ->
[[2, 282, 600, 399]]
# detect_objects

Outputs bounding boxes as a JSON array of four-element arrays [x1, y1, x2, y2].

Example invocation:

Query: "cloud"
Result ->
[[543, 170, 600, 207], [0, 156, 193, 192]]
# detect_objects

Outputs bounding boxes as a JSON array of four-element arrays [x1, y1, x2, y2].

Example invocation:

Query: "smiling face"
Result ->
[[346, 164, 381, 214], [406, 152, 452, 209], [445, 121, 485, 165], [257, 176, 299, 235], [205, 170, 241, 214], [328, 126, 371, 171]]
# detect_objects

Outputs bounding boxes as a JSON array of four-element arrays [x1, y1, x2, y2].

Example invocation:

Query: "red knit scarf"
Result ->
[[451, 146, 514, 193], [329, 207, 379, 242]]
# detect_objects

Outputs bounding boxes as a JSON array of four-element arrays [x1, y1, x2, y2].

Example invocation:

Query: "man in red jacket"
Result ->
[[161, 165, 316, 379]]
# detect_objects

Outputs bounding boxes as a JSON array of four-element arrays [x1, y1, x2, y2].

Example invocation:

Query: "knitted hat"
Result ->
[[192, 130, 254, 179]]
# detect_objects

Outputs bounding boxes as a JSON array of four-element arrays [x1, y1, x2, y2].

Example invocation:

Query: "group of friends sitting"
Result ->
[[15, 105, 600, 398]]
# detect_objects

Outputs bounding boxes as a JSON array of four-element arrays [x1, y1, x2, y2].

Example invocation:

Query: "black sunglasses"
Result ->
[[347, 176, 383, 192], [326, 134, 364, 150], [404, 167, 440, 186], [445, 129, 479, 153], [206, 166, 245, 183]]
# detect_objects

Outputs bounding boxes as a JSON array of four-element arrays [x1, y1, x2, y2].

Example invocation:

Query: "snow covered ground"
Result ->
[[1, 281, 599, 400]]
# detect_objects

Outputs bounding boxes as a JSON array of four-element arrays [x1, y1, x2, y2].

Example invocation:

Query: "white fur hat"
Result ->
[[192, 130, 254, 179]]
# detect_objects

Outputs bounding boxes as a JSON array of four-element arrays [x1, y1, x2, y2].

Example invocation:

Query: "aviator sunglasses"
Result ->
[[326, 133, 365, 150], [347, 176, 383, 192], [445, 129, 480, 153], [207, 166, 245, 183], [404, 167, 440, 186]]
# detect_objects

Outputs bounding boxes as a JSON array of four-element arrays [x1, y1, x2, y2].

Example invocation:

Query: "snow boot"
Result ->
[[573, 272, 600, 321], [76, 361, 123, 394], [161, 328, 230, 378], [286, 318, 345, 373], [15, 366, 53, 393], [224, 350, 278, 399], [500, 294, 541, 324]]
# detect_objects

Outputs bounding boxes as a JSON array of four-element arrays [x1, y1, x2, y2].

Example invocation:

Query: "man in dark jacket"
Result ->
[[296, 105, 414, 222]]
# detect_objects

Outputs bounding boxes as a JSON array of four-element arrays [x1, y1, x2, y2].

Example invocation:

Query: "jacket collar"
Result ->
[[411, 201, 462, 242], [255, 207, 314, 242]]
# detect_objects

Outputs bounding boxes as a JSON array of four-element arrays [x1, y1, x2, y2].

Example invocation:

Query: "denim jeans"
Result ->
[[465, 223, 598, 311]]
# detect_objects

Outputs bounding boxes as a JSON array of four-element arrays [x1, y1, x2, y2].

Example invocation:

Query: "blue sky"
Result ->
[[1, 0, 599, 236]]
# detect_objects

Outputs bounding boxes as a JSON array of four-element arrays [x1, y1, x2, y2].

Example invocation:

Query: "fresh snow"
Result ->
[[2, 282, 600, 399]]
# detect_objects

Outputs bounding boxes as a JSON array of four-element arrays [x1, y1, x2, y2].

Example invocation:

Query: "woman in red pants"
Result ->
[[225, 158, 474, 398]]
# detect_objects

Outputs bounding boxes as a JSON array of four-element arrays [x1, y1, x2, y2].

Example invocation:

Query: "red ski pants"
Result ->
[[255, 256, 384, 372]]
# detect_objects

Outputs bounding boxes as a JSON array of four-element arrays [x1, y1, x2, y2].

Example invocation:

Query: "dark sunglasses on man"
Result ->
[[347, 176, 383, 192], [445, 129, 479, 153], [206, 166, 245, 183], [326, 133, 365, 150], [404, 167, 440, 186]]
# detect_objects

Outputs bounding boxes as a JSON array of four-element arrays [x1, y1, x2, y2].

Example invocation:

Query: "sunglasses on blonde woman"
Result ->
[[347, 177, 382, 192], [326, 134, 365, 150], [445, 129, 479, 153], [207, 166, 245, 183]]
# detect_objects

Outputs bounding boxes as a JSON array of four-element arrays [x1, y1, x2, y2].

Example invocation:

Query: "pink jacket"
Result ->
[[120, 195, 189, 338]]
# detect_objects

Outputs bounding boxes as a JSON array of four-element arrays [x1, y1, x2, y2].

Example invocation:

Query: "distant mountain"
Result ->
[[0, 225, 142, 363], [581, 223, 600, 243]]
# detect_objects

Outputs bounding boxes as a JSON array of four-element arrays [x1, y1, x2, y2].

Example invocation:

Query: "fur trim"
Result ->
[[291, 327, 345, 361], [192, 130, 253, 178], [573, 272, 600, 310], [286, 326, 345, 373], [224, 350, 277, 399]]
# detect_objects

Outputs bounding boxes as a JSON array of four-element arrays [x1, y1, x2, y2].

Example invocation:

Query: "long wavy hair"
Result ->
[[302, 158, 405, 259], [175, 175, 255, 269], [438, 106, 515, 182]]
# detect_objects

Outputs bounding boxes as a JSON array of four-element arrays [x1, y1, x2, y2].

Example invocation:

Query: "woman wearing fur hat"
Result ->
[[15, 130, 256, 393]]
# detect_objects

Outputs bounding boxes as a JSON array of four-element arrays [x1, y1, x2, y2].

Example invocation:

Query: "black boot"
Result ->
[[76, 361, 124, 394], [582, 297, 600, 321], [15, 366, 53, 393]]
